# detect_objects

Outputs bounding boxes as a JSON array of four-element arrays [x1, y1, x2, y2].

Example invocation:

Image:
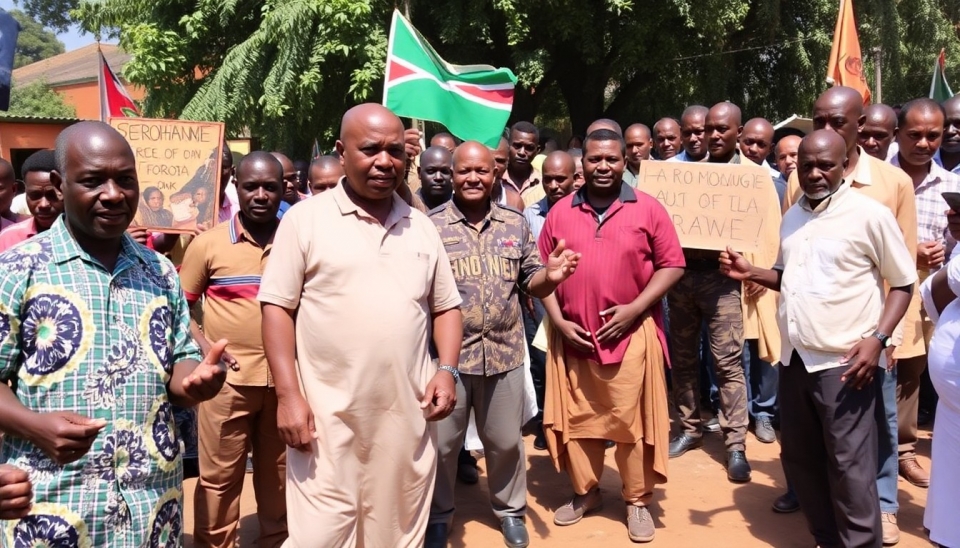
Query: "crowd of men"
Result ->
[[0, 88, 956, 548]]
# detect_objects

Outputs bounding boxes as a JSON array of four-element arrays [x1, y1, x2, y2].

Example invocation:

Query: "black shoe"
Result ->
[[423, 522, 448, 548], [754, 416, 776, 444], [500, 517, 530, 548], [771, 491, 800, 513], [726, 451, 752, 482], [918, 408, 933, 426], [704, 416, 721, 433], [668, 434, 703, 459], [604, 440, 616, 449], [533, 431, 547, 451], [457, 459, 479, 484]]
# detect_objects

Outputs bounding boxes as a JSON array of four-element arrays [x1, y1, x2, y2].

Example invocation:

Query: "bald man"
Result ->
[[935, 95, 960, 174], [654, 118, 681, 160], [427, 142, 578, 548], [774, 135, 802, 203], [586, 118, 623, 137], [0, 121, 225, 546], [270, 152, 301, 206], [308, 155, 344, 195], [740, 118, 780, 179], [623, 123, 652, 187], [669, 102, 753, 482], [859, 104, 898, 161], [259, 103, 465, 547], [779, 85, 919, 537], [431, 132, 457, 154], [721, 130, 916, 548], [672, 106, 709, 162]]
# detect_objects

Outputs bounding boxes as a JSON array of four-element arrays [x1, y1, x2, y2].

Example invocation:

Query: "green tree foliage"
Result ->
[[10, 9, 65, 68], [73, 0, 960, 155], [6, 79, 76, 118], [15, 0, 75, 33]]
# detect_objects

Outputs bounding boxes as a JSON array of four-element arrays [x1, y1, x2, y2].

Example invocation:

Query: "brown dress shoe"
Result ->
[[553, 489, 603, 526], [898, 458, 930, 488], [881, 513, 900, 546]]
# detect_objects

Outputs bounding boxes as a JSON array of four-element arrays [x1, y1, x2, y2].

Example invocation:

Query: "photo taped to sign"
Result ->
[[109, 118, 226, 234]]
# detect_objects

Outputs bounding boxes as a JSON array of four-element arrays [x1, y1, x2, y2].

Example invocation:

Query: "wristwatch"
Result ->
[[438, 364, 460, 384], [871, 331, 893, 348]]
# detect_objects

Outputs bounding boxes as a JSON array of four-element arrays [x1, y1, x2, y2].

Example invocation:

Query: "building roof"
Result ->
[[12, 43, 132, 88], [0, 114, 80, 124]]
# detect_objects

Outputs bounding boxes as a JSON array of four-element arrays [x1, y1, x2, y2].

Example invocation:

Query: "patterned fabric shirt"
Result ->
[[429, 201, 544, 376], [0, 218, 201, 547], [890, 154, 960, 270]]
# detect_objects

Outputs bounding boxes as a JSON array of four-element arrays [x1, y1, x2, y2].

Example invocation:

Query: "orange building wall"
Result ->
[[0, 122, 72, 160], [53, 80, 146, 121]]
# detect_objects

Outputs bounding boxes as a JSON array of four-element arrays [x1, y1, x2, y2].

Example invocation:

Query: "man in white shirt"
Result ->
[[720, 130, 916, 548]]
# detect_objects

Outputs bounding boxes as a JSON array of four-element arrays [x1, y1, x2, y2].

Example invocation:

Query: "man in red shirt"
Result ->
[[0, 150, 62, 252], [539, 129, 685, 543]]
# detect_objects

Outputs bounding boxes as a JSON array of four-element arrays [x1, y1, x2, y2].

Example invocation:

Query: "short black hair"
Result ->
[[21, 149, 56, 179], [510, 121, 539, 142], [897, 98, 946, 128], [236, 150, 283, 180], [583, 129, 626, 155]]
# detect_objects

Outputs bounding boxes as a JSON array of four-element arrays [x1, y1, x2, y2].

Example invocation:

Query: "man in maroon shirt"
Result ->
[[539, 128, 685, 543]]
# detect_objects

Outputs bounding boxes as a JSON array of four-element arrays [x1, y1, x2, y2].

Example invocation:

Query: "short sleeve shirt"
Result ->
[[179, 214, 274, 386], [429, 201, 544, 376], [539, 183, 686, 365], [0, 218, 201, 547], [777, 183, 918, 372]]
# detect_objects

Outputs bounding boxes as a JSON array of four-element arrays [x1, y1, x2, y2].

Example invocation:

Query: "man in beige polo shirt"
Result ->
[[722, 130, 916, 548], [258, 103, 464, 548]]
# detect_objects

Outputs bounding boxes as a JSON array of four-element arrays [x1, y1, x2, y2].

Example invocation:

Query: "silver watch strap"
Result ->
[[438, 365, 460, 383]]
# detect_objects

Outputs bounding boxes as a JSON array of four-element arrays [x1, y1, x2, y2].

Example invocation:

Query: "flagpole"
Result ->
[[403, 0, 427, 151]]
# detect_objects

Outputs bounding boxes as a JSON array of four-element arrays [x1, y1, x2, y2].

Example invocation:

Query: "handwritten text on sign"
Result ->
[[638, 160, 778, 253], [110, 118, 225, 234]]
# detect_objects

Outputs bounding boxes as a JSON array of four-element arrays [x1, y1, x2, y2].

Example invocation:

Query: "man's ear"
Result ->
[[50, 170, 64, 192]]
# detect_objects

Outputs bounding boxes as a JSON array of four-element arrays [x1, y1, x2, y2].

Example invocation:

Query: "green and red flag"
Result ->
[[383, 10, 517, 148], [99, 48, 140, 120], [930, 49, 954, 102]]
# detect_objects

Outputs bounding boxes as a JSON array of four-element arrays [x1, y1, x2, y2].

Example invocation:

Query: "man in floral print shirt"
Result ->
[[0, 122, 228, 547]]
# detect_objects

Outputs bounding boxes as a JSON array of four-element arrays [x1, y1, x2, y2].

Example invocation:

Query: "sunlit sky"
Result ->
[[1, 0, 115, 52]]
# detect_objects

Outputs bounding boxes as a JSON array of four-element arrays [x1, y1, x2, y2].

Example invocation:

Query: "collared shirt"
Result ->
[[521, 181, 545, 207], [523, 197, 551, 240], [503, 167, 541, 196], [773, 175, 788, 204], [761, 159, 781, 180], [430, 200, 544, 376], [783, 146, 918, 262], [221, 182, 240, 223], [777, 183, 917, 373], [890, 155, 960, 269], [668, 150, 706, 163], [934, 148, 960, 175], [0, 217, 40, 252], [622, 168, 639, 187], [539, 183, 686, 365], [180, 214, 275, 386], [0, 218, 200, 546]]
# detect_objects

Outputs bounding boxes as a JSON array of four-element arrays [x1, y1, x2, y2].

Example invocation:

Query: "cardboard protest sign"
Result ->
[[110, 118, 225, 233], [638, 160, 780, 254]]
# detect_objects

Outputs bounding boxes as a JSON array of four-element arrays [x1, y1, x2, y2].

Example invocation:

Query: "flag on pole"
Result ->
[[0, 9, 20, 111], [930, 49, 954, 102], [383, 10, 517, 148], [826, 0, 871, 105], [99, 48, 140, 121]]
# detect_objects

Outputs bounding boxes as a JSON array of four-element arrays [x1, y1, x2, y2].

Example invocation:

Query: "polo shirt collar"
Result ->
[[933, 149, 960, 174], [798, 180, 852, 214], [49, 216, 148, 273], [331, 176, 412, 227], [571, 181, 638, 207]]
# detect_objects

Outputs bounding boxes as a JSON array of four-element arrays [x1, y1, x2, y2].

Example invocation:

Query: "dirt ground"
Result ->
[[182, 425, 934, 548]]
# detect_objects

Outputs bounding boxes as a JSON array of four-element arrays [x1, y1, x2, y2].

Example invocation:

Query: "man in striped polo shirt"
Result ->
[[179, 151, 288, 548]]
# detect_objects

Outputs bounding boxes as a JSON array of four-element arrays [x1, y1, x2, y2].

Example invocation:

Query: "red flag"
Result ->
[[99, 48, 140, 121]]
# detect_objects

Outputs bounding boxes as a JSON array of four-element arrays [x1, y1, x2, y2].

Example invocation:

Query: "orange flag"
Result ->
[[825, 0, 871, 105]]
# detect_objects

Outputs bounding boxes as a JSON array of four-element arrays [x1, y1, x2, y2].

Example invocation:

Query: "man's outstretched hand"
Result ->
[[181, 339, 229, 402]]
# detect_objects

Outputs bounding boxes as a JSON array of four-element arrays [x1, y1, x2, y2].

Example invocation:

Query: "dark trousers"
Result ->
[[780, 351, 881, 548], [522, 298, 546, 419]]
